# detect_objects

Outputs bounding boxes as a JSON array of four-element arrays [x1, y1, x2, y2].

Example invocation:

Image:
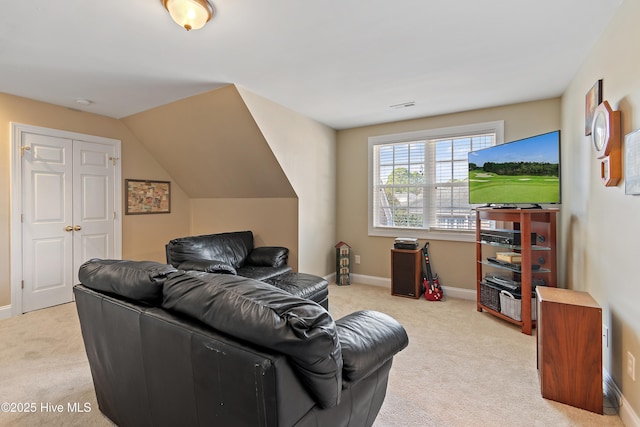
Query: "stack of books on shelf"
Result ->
[[495, 251, 521, 263]]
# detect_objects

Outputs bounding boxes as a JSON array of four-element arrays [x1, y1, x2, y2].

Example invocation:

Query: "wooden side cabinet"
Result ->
[[536, 287, 603, 414], [391, 248, 421, 299]]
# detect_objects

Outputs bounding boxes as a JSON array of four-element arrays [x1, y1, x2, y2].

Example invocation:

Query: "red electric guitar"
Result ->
[[421, 242, 444, 301]]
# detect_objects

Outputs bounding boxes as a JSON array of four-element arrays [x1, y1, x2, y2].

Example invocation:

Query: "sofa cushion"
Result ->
[[166, 231, 254, 269], [177, 259, 237, 275], [246, 246, 289, 268], [78, 259, 177, 305], [235, 265, 292, 281], [162, 271, 343, 409], [335, 310, 409, 385], [264, 272, 329, 302]]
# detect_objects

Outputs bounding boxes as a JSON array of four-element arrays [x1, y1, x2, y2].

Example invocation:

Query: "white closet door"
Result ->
[[22, 133, 74, 312], [22, 133, 117, 312]]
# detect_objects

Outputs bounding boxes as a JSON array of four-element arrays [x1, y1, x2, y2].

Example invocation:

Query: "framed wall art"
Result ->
[[625, 130, 640, 195], [585, 79, 602, 136], [125, 179, 171, 214]]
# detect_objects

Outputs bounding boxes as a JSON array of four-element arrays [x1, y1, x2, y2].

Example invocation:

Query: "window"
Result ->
[[368, 121, 504, 240]]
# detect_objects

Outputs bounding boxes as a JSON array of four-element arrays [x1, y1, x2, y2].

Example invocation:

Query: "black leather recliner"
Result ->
[[75, 259, 409, 427], [165, 230, 330, 309], [165, 230, 291, 281]]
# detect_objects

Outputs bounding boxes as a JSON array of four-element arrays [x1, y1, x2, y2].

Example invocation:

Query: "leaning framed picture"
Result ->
[[585, 79, 602, 136], [125, 179, 171, 214], [625, 130, 640, 195]]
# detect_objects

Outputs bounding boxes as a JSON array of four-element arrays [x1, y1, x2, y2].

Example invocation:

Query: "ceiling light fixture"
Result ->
[[162, 0, 214, 31], [75, 98, 93, 106]]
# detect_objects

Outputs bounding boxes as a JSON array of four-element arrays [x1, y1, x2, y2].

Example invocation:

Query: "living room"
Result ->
[[1, 0, 639, 426]]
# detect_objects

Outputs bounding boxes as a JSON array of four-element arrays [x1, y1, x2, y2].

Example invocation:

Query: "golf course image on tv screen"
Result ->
[[468, 131, 560, 205]]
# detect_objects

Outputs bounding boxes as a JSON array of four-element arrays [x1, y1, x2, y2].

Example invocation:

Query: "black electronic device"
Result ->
[[480, 229, 537, 246], [394, 237, 418, 250], [485, 275, 520, 291], [394, 242, 419, 250]]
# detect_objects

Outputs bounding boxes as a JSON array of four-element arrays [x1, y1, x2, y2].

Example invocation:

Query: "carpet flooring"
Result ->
[[0, 282, 624, 426]]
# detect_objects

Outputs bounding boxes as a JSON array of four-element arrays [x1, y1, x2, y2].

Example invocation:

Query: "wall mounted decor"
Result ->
[[591, 100, 621, 187], [625, 129, 640, 195], [592, 100, 620, 158], [585, 79, 602, 136], [126, 179, 171, 214]]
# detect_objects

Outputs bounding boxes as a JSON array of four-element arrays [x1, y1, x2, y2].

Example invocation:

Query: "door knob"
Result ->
[[73, 225, 82, 231], [65, 226, 73, 232]]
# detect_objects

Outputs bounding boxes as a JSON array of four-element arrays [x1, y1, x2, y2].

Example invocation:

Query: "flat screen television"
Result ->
[[468, 130, 561, 206]]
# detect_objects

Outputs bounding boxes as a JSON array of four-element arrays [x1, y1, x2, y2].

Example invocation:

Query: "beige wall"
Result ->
[[239, 88, 337, 276], [0, 93, 191, 307], [560, 0, 640, 416], [121, 85, 301, 269], [121, 86, 295, 199], [122, 85, 336, 275], [1, 84, 335, 312], [336, 99, 561, 289]]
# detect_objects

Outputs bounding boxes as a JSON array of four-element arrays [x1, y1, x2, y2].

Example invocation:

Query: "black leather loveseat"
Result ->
[[75, 259, 409, 427], [166, 230, 330, 308]]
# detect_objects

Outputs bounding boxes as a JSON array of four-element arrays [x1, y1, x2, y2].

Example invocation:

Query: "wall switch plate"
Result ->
[[627, 351, 636, 381]]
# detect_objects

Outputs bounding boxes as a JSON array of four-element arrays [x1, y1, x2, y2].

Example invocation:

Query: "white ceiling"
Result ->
[[0, 0, 623, 130]]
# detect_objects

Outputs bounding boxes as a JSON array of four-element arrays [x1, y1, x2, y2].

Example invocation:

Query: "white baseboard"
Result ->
[[605, 369, 622, 410], [606, 369, 640, 427], [621, 395, 640, 427], [326, 273, 476, 301], [0, 305, 12, 320], [350, 273, 391, 288]]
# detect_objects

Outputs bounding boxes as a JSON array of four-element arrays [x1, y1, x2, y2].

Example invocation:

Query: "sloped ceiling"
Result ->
[[122, 85, 295, 199], [0, 1, 623, 130]]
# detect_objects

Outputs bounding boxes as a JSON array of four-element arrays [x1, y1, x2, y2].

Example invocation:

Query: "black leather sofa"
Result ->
[[166, 230, 329, 308], [75, 259, 408, 427]]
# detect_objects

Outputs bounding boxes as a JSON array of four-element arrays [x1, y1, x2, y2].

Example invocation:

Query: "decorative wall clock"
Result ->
[[591, 100, 621, 186], [591, 100, 620, 158]]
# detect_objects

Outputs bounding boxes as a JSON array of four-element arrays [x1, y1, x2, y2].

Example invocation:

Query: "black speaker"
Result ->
[[391, 249, 421, 298]]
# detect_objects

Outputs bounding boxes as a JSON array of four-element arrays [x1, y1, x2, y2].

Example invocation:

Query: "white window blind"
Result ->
[[369, 121, 504, 239]]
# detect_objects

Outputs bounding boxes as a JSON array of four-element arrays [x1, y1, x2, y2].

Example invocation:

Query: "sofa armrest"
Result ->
[[335, 310, 408, 385], [177, 259, 237, 275], [246, 246, 289, 267]]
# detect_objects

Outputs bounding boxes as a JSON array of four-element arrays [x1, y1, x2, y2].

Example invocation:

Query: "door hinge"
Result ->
[[109, 156, 120, 166], [21, 280, 24, 289], [21, 214, 24, 223], [113, 211, 117, 220]]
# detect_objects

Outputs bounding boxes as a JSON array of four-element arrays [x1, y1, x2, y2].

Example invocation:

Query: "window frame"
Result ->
[[368, 120, 504, 242]]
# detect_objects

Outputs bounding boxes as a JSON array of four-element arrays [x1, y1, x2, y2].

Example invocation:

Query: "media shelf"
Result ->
[[475, 208, 558, 335], [479, 261, 552, 274]]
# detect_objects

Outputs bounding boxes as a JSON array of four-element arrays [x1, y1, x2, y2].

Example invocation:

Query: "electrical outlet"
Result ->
[[354, 255, 361, 264], [603, 325, 609, 348], [627, 351, 636, 381]]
